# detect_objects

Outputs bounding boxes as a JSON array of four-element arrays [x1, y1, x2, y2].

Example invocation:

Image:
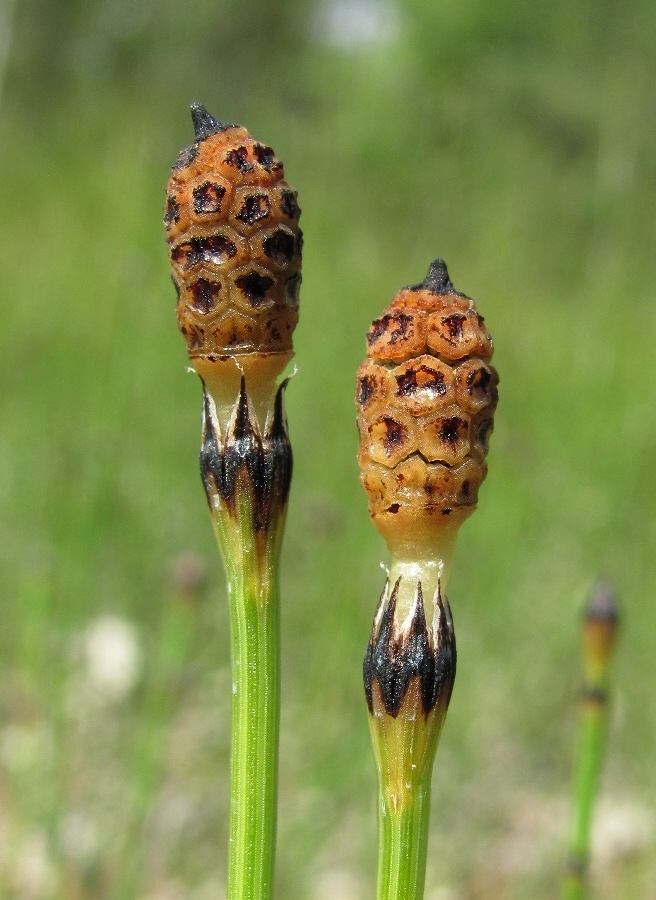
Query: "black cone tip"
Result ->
[[585, 580, 619, 625], [190, 103, 231, 141], [422, 259, 454, 294], [408, 259, 466, 297]]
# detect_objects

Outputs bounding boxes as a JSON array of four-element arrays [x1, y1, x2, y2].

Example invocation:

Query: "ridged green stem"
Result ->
[[376, 773, 432, 900], [226, 562, 279, 900], [212, 488, 282, 900], [562, 700, 609, 900], [562, 583, 618, 900]]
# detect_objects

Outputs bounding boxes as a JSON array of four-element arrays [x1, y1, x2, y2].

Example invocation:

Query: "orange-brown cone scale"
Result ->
[[165, 103, 302, 426], [356, 259, 498, 558], [165, 105, 300, 380]]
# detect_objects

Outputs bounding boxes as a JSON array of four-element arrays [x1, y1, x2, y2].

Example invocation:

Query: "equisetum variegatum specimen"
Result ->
[[165, 103, 301, 900], [356, 259, 498, 900], [563, 581, 619, 900]]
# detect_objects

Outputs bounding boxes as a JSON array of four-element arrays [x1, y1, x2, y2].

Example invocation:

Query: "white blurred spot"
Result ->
[[592, 797, 655, 865], [193, 877, 228, 900], [313, 868, 364, 900], [138, 882, 186, 900], [491, 792, 566, 876], [58, 810, 100, 864], [427, 889, 461, 900], [13, 832, 56, 897], [313, 0, 400, 50], [83, 616, 142, 700]]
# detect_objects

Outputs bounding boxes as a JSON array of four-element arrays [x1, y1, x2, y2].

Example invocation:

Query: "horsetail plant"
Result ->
[[165, 104, 301, 900], [563, 581, 619, 900], [356, 260, 498, 899]]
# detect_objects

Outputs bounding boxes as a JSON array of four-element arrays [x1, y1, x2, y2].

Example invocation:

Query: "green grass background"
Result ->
[[0, 0, 655, 896]]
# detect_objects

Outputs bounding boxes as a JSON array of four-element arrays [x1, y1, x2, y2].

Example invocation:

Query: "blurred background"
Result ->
[[0, 0, 655, 897]]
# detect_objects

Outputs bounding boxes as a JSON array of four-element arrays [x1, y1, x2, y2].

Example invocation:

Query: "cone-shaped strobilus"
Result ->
[[165, 104, 301, 900], [357, 260, 498, 899], [563, 581, 619, 900]]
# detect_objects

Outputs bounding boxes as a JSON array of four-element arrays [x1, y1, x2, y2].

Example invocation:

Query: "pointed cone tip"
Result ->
[[422, 258, 454, 294], [585, 580, 619, 624], [190, 102, 230, 141]]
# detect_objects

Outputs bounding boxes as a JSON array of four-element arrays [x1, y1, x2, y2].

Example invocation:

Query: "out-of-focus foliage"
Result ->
[[0, 0, 655, 897]]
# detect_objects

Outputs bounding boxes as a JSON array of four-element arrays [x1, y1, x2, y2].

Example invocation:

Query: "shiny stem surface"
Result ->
[[211, 459, 284, 900], [376, 774, 432, 900], [562, 700, 609, 900]]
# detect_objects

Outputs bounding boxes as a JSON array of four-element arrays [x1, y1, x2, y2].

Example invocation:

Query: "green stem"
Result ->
[[376, 776, 431, 900], [213, 504, 281, 900], [562, 700, 609, 900], [562, 582, 618, 900], [227, 570, 279, 900]]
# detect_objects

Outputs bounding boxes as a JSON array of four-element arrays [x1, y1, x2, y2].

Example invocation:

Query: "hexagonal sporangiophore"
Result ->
[[251, 225, 299, 271], [170, 227, 248, 274], [177, 318, 207, 355], [164, 189, 185, 234], [390, 456, 455, 508], [249, 141, 285, 178], [359, 410, 418, 468], [211, 310, 259, 353], [450, 457, 487, 507], [386, 456, 427, 504], [189, 175, 233, 218], [259, 311, 297, 354], [228, 186, 275, 235], [426, 306, 492, 361], [453, 358, 499, 414], [269, 184, 301, 223], [284, 273, 301, 310], [229, 264, 278, 313], [366, 311, 428, 363], [390, 354, 455, 417], [356, 360, 391, 415], [182, 277, 227, 317], [360, 463, 398, 515], [210, 138, 284, 188], [418, 406, 471, 466], [471, 413, 495, 461]]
